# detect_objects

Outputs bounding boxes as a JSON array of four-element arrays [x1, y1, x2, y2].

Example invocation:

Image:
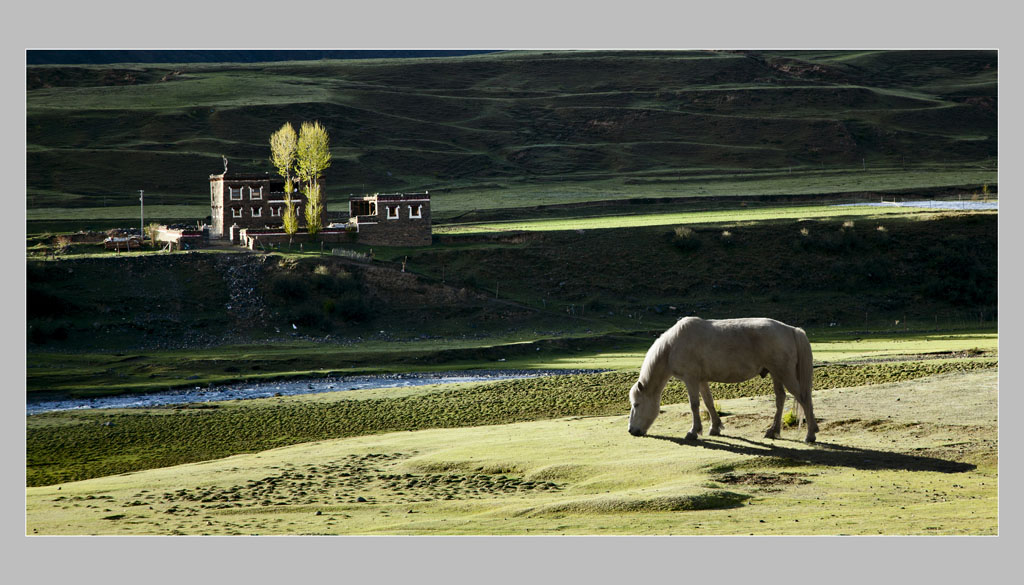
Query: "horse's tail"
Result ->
[[793, 326, 813, 426]]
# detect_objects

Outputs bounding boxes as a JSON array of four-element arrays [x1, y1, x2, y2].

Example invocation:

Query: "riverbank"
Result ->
[[26, 368, 606, 414], [27, 358, 996, 487]]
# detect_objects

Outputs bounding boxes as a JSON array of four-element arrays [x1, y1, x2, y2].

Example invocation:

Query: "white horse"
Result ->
[[628, 317, 818, 443]]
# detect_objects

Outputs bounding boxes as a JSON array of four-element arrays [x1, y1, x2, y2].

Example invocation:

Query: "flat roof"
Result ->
[[209, 172, 279, 181], [354, 192, 430, 201]]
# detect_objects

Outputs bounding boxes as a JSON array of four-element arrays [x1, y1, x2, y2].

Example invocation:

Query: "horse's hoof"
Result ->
[[764, 430, 780, 440], [684, 431, 699, 441], [709, 428, 722, 436], [805, 435, 816, 444]]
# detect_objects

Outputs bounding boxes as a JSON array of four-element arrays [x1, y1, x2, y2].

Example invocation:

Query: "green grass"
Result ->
[[26, 205, 210, 221], [26, 368, 998, 534], [27, 50, 995, 210], [26, 358, 996, 488], [25, 325, 997, 398], [428, 169, 997, 217], [434, 203, 986, 234]]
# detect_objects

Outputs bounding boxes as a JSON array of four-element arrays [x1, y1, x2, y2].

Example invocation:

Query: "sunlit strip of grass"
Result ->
[[434, 205, 972, 234], [27, 205, 211, 221], [810, 330, 998, 362], [429, 169, 996, 215]]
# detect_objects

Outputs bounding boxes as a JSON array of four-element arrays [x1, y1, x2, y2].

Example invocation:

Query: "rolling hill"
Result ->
[[26, 50, 997, 210]]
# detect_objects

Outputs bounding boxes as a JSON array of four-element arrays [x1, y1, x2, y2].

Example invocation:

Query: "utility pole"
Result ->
[[139, 190, 145, 240]]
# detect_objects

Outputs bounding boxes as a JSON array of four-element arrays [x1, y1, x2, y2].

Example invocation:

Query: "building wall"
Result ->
[[154, 226, 205, 250], [210, 174, 324, 239], [351, 194, 432, 247], [210, 180, 225, 238], [239, 228, 353, 250]]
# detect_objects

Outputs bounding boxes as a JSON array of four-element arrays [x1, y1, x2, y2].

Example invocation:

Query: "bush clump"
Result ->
[[672, 226, 701, 252]]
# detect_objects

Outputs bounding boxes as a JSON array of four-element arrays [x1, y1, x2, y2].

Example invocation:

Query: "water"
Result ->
[[26, 369, 602, 415], [835, 200, 998, 211]]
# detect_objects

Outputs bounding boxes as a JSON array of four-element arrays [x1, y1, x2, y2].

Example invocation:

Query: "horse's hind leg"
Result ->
[[698, 381, 723, 436], [779, 370, 817, 443], [764, 376, 785, 440], [799, 394, 819, 443]]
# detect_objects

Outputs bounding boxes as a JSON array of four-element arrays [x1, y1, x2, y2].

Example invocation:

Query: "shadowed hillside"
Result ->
[[26, 211, 996, 351], [26, 50, 996, 209]]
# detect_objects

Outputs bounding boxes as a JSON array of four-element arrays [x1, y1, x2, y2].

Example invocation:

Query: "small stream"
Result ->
[[26, 369, 603, 415]]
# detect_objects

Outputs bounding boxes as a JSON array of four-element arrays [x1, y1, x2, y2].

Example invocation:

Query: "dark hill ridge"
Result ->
[[26, 50, 996, 208], [27, 212, 996, 351], [26, 50, 499, 66]]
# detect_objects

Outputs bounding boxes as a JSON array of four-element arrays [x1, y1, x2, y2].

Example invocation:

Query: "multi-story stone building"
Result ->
[[347, 192, 431, 246], [208, 171, 324, 240]]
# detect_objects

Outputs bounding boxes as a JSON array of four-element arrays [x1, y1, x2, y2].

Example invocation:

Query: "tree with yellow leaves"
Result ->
[[296, 121, 331, 235]]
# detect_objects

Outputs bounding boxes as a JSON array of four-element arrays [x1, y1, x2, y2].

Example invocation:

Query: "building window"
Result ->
[[270, 206, 282, 217], [408, 204, 423, 219], [229, 186, 242, 200], [252, 207, 262, 217], [249, 186, 263, 200], [387, 205, 400, 219], [231, 207, 242, 218]]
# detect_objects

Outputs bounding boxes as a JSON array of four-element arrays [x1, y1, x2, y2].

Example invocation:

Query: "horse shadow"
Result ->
[[646, 434, 976, 474]]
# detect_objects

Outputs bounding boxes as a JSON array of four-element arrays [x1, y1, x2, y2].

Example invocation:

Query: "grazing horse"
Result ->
[[627, 317, 818, 443]]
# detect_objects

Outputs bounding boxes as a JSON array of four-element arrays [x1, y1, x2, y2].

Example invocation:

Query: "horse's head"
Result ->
[[628, 380, 659, 437]]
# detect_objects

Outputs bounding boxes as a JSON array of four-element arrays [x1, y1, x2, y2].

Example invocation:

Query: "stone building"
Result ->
[[347, 192, 431, 246], [208, 170, 324, 240]]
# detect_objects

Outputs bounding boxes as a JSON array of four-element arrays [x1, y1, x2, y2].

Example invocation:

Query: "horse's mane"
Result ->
[[639, 318, 692, 386]]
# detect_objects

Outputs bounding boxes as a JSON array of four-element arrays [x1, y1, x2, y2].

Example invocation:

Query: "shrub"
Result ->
[[797, 223, 860, 253], [54, 235, 73, 256], [782, 408, 798, 428], [700, 400, 723, 420], [672, 226, 701, 252], [311, 270, 357, 296]]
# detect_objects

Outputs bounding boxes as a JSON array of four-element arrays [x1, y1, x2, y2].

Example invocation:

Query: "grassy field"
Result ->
[[27, 50, 995, 210], [27, 355, 997, 488], [24, 49, 999, 537], [434, 202, 990, 234], [426, 168, 996, 217], [26, 368, 997, 535], [25, 326, 997, 397]]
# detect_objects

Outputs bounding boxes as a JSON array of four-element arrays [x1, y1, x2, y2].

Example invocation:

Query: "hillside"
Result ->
[[26, 50, 996, 210], [27, 210, 996, 354]]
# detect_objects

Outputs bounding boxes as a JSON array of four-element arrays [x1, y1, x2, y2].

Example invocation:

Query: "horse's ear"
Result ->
[[637, 381, 645, 393]]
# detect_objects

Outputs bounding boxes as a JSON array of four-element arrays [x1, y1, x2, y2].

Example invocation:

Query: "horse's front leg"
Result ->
[[765, 376, 785, 439], [698, 381, 723, 436], [683, 378, 702, 440]]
